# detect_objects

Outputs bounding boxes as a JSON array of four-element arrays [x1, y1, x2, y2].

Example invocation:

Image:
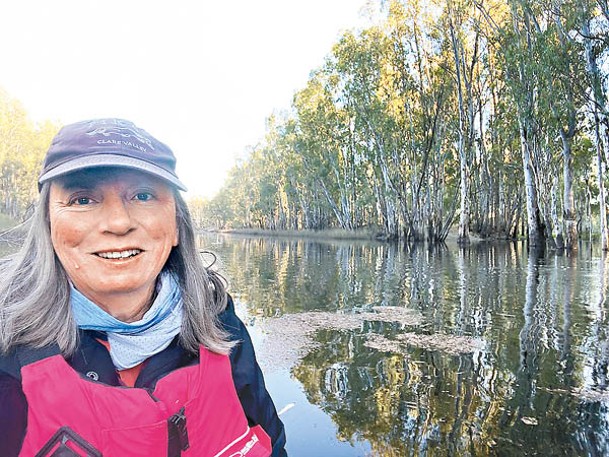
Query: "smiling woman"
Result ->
[[49, 169, 179, 322], [0, 118, 286, 457]]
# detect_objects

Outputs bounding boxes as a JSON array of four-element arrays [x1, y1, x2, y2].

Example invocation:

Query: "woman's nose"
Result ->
[[99, 196, 135, 235]]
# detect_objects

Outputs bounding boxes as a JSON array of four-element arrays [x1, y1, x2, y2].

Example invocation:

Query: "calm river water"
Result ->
[[2, 234, 608, 456], [199, 233, 609, 457]]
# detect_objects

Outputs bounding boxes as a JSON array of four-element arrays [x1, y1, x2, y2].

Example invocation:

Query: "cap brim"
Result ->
[[38, 154, 188, 192]]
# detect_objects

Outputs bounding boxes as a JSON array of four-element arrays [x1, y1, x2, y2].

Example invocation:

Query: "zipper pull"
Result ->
[[168, 406, 190, 453]]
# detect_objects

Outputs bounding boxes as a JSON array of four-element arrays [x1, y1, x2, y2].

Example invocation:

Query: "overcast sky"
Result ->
[[0, 0, 370, 198]]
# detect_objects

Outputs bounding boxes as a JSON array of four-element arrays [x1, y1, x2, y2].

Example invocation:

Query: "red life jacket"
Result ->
[[18, 346, 272, 457]]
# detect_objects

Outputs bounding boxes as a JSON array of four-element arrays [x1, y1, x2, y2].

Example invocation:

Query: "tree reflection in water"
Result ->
[[199, 234, 609, 456]]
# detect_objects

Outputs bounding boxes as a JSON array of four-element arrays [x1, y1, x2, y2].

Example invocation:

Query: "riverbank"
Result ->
[[202, 227, 383, 241], [200, 226, 486, 244]]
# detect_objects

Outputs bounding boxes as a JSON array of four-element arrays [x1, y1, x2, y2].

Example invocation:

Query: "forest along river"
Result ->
[[2, 235, 608, 456], [198, 233, 609, 457]]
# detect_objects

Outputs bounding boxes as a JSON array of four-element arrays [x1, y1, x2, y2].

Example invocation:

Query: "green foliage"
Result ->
[[0, 88, 59, 221], [196, 0, 607, 246]]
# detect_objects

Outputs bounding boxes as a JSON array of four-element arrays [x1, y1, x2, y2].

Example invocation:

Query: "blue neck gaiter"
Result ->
[[70, 271, 183, 370]]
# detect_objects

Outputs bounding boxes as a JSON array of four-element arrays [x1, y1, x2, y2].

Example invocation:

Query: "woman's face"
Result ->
[[48, 168, 179, 317]]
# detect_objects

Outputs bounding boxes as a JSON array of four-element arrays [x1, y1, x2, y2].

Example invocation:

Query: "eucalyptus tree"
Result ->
[[269, 117, 310, 230], [0, 90, 57, 221], [375, 0, 457, 242], [258, 114, 317, 230], [502, 0, 551, 247], [547, 39, 578, 249], [249, 147, 280, 230], [542, 0, 589, 250], [293, 70, 360, 231], [464, 4, 525, 240], [484, 86, 524, 238], [507, 0, 601, 250], [475, 0, 561, 247], [443, 0, 485, 244], [328, 26, 402, 236], [579, 0, 609, 249], [221, 154, 260, 228]]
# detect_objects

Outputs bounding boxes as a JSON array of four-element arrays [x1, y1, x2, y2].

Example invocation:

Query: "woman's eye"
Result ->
[[71, 197, 92, 205], [135, 192, 153, 202]]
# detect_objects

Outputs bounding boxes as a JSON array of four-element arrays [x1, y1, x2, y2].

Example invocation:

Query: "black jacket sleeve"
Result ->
[[219, 295, 287, 457], [0, 370, 27, 457]]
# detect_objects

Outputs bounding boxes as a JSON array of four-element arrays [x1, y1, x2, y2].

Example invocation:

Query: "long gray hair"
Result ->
[[0, 183, 234, 356]]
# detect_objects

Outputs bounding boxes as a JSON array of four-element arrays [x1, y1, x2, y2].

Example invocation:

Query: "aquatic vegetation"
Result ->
[[364, 332, 485, 356], [255, 306, 482, 371]]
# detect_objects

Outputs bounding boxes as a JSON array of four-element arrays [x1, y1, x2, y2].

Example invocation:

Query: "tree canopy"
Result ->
[[200, 0, 609, 249], [0, 88, 58, 223]]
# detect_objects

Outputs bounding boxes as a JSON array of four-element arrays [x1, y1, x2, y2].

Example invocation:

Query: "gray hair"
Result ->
[[0, 183, 233, 356]]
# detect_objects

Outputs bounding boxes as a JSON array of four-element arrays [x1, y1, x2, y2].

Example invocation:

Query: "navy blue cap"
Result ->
[[39, 118, 187, 191]]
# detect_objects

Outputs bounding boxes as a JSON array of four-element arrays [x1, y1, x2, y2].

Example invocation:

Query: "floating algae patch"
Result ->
[[316, 306, 424, 330], [364, 332, 486, 356], [257, 307, 421, 372]]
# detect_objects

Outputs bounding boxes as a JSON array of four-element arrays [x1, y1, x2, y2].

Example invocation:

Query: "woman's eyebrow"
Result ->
[[57, 177, 98, 191], [61, 180, 96, 191]]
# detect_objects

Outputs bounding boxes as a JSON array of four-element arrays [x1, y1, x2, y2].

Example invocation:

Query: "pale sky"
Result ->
[[0, 0, 370, 198]]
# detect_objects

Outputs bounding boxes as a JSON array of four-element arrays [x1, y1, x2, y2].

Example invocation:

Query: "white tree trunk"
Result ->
[[519, 121, 545, 247]]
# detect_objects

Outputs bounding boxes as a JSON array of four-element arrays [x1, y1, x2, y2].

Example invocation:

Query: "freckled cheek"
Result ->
[[143, 209, 178, 246], [150, 226, 179, 248], [51, 221, 89, 252]]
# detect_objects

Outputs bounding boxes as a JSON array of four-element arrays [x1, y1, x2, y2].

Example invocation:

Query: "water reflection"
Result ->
[[200, 234, 609, 456], [1, 235, 606, 455]]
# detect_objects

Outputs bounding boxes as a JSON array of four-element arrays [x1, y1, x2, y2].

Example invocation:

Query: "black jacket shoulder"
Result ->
[[218, 295, 287, 457], [0, 352, 27, 456]]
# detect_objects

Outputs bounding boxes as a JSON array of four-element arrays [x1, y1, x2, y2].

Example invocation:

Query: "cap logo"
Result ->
[[85, 126, 155, 152]]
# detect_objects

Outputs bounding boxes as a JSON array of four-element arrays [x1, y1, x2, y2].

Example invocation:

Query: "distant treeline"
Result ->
[[0, 89, 58, 223], [192, 0, 609, 249]]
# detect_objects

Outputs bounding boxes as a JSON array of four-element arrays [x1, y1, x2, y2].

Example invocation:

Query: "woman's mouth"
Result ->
[[95, 249, 142, 259]]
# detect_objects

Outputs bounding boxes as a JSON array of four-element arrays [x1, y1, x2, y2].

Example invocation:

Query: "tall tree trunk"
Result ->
[[550, 176, 564, 249], [582, 16, 609, 249], [597, 123, 609, 251], [519, 121, 545, 247], [560, 129, 578, 250], [447, 4, 475, 245], [318, 178, 347, 229], [458, 151, 470, 244]]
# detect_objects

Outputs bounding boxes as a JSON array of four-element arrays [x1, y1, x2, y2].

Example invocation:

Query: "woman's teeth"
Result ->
[[96, 249, 141, 259]]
